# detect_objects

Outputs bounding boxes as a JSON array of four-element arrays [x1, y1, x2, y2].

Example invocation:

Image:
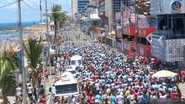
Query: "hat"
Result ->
[[130, 95, 135, 100]]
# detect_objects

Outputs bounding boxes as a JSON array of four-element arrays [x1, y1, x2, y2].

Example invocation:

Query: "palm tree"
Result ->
[[23, 38, 43, 87], [51, 5, 67, 39], [0, 51, 19, 104], [51, 4, 62, 39]]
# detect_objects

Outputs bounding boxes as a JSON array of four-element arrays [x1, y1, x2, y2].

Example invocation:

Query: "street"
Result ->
[[7, 23, 185, 104]]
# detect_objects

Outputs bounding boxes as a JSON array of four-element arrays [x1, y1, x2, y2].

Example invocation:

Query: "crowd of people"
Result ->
[[74, 44, 182, 104], [13, 42, 184, 104]]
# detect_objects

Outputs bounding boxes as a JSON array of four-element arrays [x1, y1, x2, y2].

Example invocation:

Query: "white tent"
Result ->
[[50, 48, 55, 55]]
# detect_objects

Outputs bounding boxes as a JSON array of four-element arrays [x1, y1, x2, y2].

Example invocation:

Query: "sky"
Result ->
[[0, 0, 71, 23]]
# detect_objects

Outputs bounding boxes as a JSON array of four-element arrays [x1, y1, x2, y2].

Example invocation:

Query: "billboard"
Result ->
[[151, 0, 185, 15]]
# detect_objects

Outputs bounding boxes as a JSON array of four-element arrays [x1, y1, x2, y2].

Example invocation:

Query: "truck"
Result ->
[[53, 72, 79, 97]]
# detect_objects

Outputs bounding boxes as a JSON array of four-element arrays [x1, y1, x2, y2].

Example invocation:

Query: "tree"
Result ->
[[51, 4, 67, 39], [23, 38, 43, 87], [0, 51, 19, 104]]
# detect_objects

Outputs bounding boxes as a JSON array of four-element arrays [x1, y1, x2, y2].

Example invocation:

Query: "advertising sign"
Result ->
[[151, 0, 185, 15], [171, 1, 182, 12]]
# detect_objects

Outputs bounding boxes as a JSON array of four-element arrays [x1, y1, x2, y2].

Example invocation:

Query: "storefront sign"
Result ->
[[151, 0, 185, 14]]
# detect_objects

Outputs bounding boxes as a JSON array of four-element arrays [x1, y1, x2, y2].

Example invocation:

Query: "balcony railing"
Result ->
[[153, 30, 185, 39], [123, 26, 135, 36], [138, 27, 156, 37]]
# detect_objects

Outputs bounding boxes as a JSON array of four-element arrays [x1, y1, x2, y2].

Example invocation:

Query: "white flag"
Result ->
[[146, 33, 152, 43], [158, 36, 164, 46]]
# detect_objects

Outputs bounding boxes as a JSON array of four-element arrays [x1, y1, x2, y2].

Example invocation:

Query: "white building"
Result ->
[[71, 0, 78, 19]]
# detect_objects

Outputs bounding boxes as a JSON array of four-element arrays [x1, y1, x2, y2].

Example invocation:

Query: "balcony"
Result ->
[[123, 39, 135, 54], [123, 26, 136, 36], [138, 27, 156, 37], [115, 12, 121, 20]]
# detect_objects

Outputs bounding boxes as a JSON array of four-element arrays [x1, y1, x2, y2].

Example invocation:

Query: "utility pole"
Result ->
[[45, 0, 52, 81], [40, 0, 42, 23], [17, 0, 27, 104], [42, 0, 48, 90], [45, 0, 49, 33], [121, 1, 123, 52]]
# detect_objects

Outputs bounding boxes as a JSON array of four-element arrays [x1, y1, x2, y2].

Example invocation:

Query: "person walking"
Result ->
[[27, 84, 33, 100]]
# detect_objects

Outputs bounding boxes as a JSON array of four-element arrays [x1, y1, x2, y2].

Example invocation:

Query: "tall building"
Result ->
[[112, 0, 122, 22], [71, 0, 78, 18], [98, 0, 122, 31], [89, 0, 98, 5], [78, 0, 89, 13]]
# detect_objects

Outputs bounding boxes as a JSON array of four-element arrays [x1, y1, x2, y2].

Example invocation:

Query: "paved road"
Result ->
[[45, 24, 92, 104], [7, 23, 185, 103]]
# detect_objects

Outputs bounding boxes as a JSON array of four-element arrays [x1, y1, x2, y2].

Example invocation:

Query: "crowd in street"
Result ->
[[13, 42, 184, 104], [75, 44, 182, 104]]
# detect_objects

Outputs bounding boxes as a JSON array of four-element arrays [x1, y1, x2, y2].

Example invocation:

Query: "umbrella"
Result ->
[[152, 70, 177, 78]]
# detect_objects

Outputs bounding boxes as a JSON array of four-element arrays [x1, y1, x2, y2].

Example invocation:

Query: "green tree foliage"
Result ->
[[24, 38, 43, 87]]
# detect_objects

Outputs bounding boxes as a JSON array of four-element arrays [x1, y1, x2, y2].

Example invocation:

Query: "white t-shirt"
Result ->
[[27, 87, 33, 94], [106, 88, 111, 94], [51, 86, 56, 95], [116, 94, 123, 104], [16, 87, 22, 96], [95, 83, 100, 91]]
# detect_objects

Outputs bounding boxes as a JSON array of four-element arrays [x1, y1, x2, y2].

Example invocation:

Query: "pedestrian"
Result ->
[[51, 84, 56, 96], [27, 84, 33, 100], [53, 97, 60, 104]]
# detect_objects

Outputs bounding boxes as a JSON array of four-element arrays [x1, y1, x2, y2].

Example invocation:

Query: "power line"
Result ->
[[22, 0, 40, 10], [0, 1, 19, 9]]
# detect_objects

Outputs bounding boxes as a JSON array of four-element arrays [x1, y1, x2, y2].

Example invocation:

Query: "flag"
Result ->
[[146, 33, 152, 43], [158, 36, 164, 46]]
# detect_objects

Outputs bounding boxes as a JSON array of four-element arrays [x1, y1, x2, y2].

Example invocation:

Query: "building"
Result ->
[[98, 0, 123, 34], [78, 0, 89, 14], [71, 0, 78, 18], [71, 0, 90, 16], [89, 0, 98, 5], [114, 0, 157, 58], [150, 0, 185, 67]]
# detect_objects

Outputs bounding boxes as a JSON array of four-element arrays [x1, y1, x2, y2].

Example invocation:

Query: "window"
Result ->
[[71, 60, 81, 65], [55, 84, 78, 94]]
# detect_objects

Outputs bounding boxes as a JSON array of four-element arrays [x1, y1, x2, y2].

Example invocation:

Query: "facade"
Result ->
[[150, 0, 185, 65], [71, 0, 78, 18], [115, 0, 157, 58], [78, 0, 89, 14], [89, 0, 98, 5], [98, 0, 121, 33]]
